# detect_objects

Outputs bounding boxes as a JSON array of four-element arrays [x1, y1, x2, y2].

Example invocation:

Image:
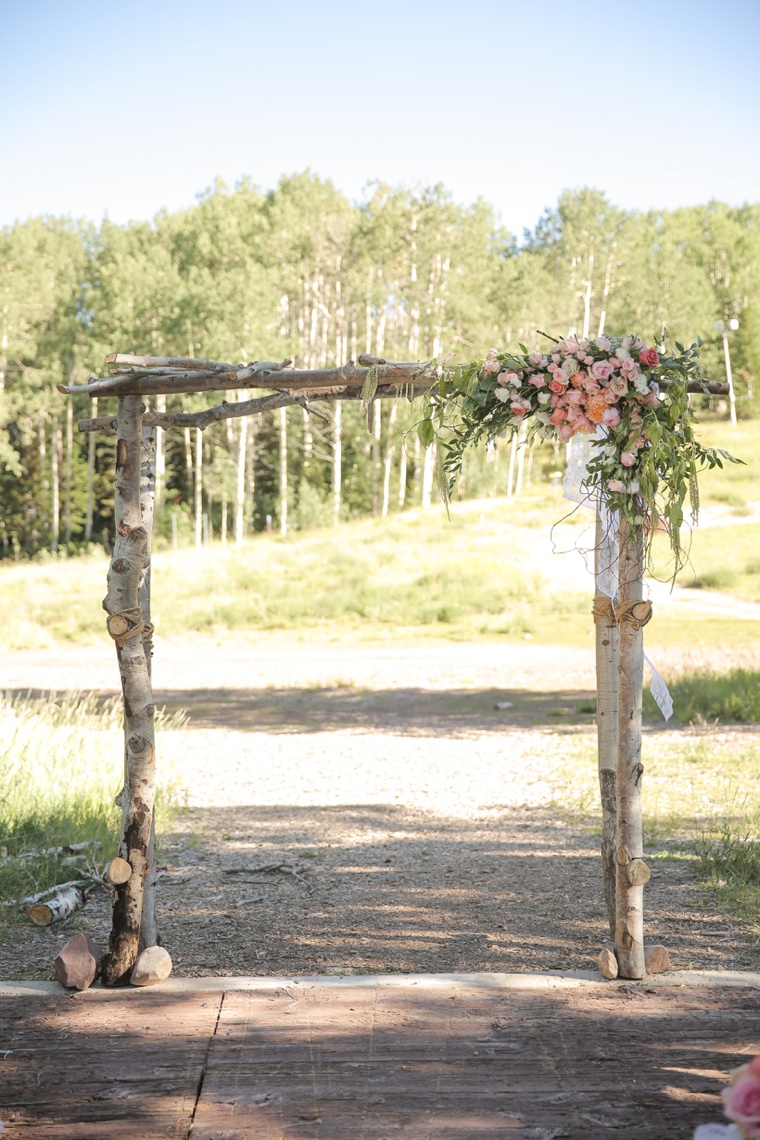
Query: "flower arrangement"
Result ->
[[423, 333, 739, 573], [694, 1056, 760, 1138]]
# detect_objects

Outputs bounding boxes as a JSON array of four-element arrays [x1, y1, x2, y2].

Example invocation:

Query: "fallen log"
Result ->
[[27, 884, 86, 926]]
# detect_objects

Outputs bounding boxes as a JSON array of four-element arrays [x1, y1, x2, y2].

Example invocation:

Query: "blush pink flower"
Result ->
[[549, 394, 560, 408], [591, 360, 615, 382], [608, 478, 626, 493], [510, 398, 531, 415], [565, 389, 583, 405], [559, 336, 580, 357], [608, 357, 622, 369], [570, 371, 585, 389], [483, 360, 500, 374], [549, 378, 568, 394], [496, 370, 511, 385], [639, 347, 660, 368], [486, 348, 498, 360], [594, 335, 611, 352], [723, 1073, 760, 1136], [549, 406, 566, 427], [574, 414, 594, 433], [557, 422, 573, 442], [620, 452, 637, 467], [602, 406, 621, 428], [528, 351, 546, 367], [621, 358, 640, 378], [610, 375, 628, 397], [644, 390, 660, 408], [529, 372, 547, 387]]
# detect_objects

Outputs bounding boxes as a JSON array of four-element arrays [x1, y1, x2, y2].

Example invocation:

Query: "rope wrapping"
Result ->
[[592, 595, 653, 630], [106, 607, 147, 647]]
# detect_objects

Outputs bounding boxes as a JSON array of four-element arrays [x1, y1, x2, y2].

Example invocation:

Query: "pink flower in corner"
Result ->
[[620, 452, 637, 467], [602, 407, 621, 428], [591, 360, 614, 382], [723, 1073, 760, 1135], [595, 335, 611, 352]]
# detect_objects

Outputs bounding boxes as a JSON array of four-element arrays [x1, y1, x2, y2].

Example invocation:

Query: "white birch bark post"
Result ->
[[593, 510, 618, 939], [100, 395, 157, 987], [138, 426, 158, 950], [614, 513, 651, 979]]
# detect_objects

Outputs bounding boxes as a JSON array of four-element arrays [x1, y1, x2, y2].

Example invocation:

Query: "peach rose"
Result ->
[[586, 394, 609, 424], [549, 378, 567, 394]]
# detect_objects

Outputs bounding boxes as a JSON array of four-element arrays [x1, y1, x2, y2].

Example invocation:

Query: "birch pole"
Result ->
[[138, 426, 158, 951], [593, 511, 618, 938], [614, 513, 650, 979], [100, 395, 157, 986]]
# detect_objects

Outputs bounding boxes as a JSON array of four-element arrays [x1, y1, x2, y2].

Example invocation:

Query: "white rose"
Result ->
[[535, 411, 551, 425], [494, 388, 510, 403], [616, 346, 631, 361], [563, 357, 580, 376], [537, 391, 551, 405], [634, 376, 650, 394]]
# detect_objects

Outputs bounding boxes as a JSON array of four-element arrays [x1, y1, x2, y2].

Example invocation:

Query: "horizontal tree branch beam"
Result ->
[[106, 353, 238, 372], [77, 383, 432, 434], [61, 360, 434, 398]]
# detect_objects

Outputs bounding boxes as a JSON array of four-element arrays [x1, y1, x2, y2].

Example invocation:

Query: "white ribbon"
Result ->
[[563, 435, 673, 721]]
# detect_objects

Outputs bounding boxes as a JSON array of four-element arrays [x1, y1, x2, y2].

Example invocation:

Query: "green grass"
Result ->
[[0, 692, 188, 913], [643, 668, 760, 724]]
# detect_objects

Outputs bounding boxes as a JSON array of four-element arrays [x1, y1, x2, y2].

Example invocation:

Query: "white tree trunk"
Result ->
[[332, 402, 342, 524], [235, 397, 248, 546], [51, 418, 60, 552], [398, 442, 407, 508], [382, 401, 398, 517], [64, 397, 73, 544], [138, 427, 158, 951], [279, 406, 288, 535], [614, 515, 648, 978], [421, 440, 435, 509], [194, 427, 203, 550], [85, 397, 98, 542], [100, 395, 156, 987], [594, 511, 618, 939]]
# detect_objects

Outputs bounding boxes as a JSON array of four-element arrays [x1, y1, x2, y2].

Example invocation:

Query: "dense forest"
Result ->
[[1, 174, 758, 558]]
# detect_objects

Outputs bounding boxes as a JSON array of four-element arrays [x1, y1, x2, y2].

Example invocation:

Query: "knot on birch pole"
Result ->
[[613, 599, 653, 630], [106, 607, 147, 646], [592, 595, 616, 624]]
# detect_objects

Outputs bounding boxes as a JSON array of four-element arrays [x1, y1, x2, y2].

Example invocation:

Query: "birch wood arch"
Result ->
[[60, 354, 729, 985]]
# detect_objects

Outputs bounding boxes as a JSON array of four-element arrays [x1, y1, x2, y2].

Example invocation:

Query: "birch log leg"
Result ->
[[594, 511, 618, 940], [100, 396, 157, 987], [614, 515, 649, 979], [138, 426, 158, 950]]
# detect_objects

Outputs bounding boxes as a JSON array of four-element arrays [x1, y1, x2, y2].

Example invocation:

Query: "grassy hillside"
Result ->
[[0, 415, 756, 651]]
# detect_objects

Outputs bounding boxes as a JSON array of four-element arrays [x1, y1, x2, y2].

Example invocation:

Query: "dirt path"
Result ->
[[1, 639, 759, 982]]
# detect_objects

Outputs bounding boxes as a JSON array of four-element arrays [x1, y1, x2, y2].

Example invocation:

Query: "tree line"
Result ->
[[1, 173, 758, 557]]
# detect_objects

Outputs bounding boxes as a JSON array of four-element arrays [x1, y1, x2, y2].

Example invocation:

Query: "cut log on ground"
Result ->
[[27, 884, 86, 926]]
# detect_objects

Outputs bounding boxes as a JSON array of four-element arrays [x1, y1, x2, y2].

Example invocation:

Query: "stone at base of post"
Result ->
[[644, 944, 671, 974], [598, 947, 619, 980]]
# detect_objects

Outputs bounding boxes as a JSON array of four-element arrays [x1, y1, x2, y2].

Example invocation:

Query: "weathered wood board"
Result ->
[[1, 981, 759, 1138]]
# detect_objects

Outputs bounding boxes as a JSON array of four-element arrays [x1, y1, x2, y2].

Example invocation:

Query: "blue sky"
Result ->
[[2, 0, 759, 237]]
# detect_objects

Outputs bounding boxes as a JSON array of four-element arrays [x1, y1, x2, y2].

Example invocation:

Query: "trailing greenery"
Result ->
[[424, 335, 741, 577]]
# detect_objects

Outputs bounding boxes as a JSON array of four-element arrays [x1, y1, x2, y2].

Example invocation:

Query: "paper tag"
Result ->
[[644, 653, 673, 722]]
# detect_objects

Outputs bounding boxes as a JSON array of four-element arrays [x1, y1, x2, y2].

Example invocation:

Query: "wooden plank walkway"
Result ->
[[1, 976, 759, 1138]]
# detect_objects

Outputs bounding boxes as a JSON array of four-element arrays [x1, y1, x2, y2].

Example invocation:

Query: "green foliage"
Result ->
[[0, 181, 759, 558], [643, 668, 760, 724], [0, 692, 187, 908]]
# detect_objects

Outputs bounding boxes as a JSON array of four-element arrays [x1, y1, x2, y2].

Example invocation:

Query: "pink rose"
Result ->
[[602, 407, 621, 427], [529, 373, 547, 387], [608, 357, 621, 369], [574, 414, 594, 433], [552, 353, 561, 364], [621, 358, 639, 377], [608, 478, 626, 493], [594, 335, 611, 352], [570, 371, 585, 388], [723, 1074, 760, 1135], [582, 375, 601, 393], [497, 371, 510, 385], [557, 423, 573, 442], [510, 398, 531, 415], [549, 406, 565, 426], [549, 378, 567, 394], [591, 360, 614, 382], [549, 394, 560, 408], [559, 336, 579, 356], [483, 360, 500, 374], [610, 375, 628, 397], [486, 348, 498, 360], [639, 347, 659, 368], [620, 452, 637, 467], [565, 389, 583, 405]]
